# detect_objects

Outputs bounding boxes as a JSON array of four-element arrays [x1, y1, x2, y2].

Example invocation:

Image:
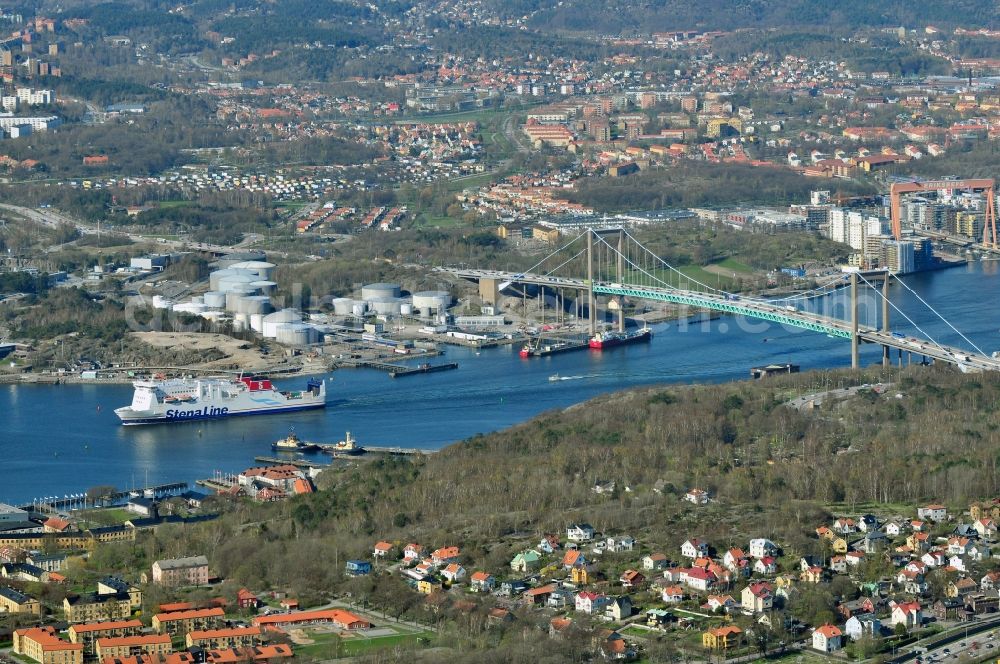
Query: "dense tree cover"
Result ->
[[211, 16, 381, 55], [260, 136, 384, 166], [133, 199, 276, 244], [0, 271, 49, 294], [897, 141, 1000, 179], [510, 0, 998, 33], [954, 36, 1000, 59], [713, 31, 951, 76], [432, 25, 621, 62], [64, 2, 205, 53], [565, 163, 875, 212]]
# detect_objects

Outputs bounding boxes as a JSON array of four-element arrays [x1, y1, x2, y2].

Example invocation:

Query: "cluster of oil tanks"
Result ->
[[331, 283, 451, 318]]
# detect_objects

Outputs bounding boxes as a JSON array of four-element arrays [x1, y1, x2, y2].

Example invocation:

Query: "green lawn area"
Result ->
[[342, 632, 429, 656], [623, 266, 741, 292], [620, 625, 654, 638], [713, 257, 754, 273], [410, 214, 470, 229], [156, 200, 193, 209], [78, 507, 133, 526], [293, 627, 432, 659]]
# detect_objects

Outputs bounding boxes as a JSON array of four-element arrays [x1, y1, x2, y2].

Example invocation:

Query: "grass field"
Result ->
[[622, 265, 741, 292], [78, 507, 133, 526], [714, 257, 754, 273], [293, 625, 433, 659]]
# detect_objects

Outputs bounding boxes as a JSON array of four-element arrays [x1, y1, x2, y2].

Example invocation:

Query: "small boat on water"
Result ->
[[548, 374, 561, 382], [325, 431, 364, 456], [273, 431, 321, 453]]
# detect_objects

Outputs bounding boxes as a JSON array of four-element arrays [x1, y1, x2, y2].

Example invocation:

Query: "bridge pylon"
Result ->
[[882, 274, 891, 368], [851, 272, 859, 369]]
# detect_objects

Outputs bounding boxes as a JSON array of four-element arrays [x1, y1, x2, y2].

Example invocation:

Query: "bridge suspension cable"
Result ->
[[617, 230, 729, 295], [891, 275, 987, 357], [856, 272, 948, 355], [541, 247, 587, 277], [768, 276, 850, 303]]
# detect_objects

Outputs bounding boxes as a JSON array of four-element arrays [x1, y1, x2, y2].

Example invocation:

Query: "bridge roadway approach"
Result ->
[[438, 267, 1000, 372]]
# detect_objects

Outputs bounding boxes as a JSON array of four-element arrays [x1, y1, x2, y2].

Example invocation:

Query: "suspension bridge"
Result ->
[[438, 228, 1000, 372]]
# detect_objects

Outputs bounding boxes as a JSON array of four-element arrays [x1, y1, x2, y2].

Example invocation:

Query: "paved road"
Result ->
[[785, 383, 893, 410]]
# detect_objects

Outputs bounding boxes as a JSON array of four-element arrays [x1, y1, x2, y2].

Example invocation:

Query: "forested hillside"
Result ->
[[514, 0, 999, 33]]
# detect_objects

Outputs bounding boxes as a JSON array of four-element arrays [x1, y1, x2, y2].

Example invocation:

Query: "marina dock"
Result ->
[[362, 446, 438, 456]]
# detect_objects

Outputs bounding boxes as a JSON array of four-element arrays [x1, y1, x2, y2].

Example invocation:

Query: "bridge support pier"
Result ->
[[617, 230, 626, 333], [881, 273, 891, 368], [850, 272, 859, 369]]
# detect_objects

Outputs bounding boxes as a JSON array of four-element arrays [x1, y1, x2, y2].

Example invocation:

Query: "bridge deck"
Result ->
[[439, 267, 1000, 372]]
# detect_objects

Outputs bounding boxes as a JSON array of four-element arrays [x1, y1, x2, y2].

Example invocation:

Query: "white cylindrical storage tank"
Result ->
[[332, 298, 353, 316], [226, 290, 252, 312], [413, 290, 452, 313], [229, 260, 276, 280], [233, 313, 249, 331], [217, 270, 258, 292], [250, 313, 264, 332], [262, 309, 302, 338], [152, 295, 173, 310], [203, 291, 226, 308], [241, 295, 272, 315], [400, 302, 413, 316], [352, 302, 367, 317], [362, 282, 401, 300], [275, 323, 318, 346], [369, 297, 402, 315], [250, 280, 277, 295], [191, 295, 204, 305], [209, 269, 237, 291]]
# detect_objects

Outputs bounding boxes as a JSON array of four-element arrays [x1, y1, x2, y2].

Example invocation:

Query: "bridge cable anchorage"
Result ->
[[891, 275, 987, 357], [855, 273, 948, 355]]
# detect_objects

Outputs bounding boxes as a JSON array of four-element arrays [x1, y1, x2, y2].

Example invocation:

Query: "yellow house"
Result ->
[[14, 627, 83, 664], [417, 578, 440, 595], [571, 566, 590, 585], [800, 567, 824, 584], [703, 626, 742, 650], [774, 574, 795, 589], [831, 537, 849, 554], [0, 587, 41, 615], [63, 594, 132, 623]]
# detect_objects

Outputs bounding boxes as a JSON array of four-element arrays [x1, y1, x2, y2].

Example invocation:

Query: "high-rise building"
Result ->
[[883, 240, 915, 274]]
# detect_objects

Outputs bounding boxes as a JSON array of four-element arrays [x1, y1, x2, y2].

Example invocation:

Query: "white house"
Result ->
[[567, 524, 596, 542], [845, 614, 881, 641], [681, 539, 709, 559], [890, 602, 922, 629], [685, 488, 710, 504], [575, 591, 611, 614], [813, 625, 843, 652], [441, 563, 466, 583], [917, 505, 948, 522], [607, 536, 635, 552], [748, 538, 778, 559]]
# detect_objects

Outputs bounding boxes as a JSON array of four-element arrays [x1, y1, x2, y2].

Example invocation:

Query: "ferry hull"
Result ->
[[116, 401, 326, 425]]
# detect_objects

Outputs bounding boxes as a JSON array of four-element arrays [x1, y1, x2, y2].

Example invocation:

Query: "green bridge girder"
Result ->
[[593, 284, 853, 339]]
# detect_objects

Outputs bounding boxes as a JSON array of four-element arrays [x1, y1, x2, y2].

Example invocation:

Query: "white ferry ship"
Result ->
[[114, 375, 327, 425]]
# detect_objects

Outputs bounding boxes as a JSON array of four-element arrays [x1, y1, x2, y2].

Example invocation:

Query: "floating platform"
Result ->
[[253, 455, 327, 469], [390, 362, 458, 377]]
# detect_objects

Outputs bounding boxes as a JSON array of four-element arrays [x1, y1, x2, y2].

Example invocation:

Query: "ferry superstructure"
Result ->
[[114, 375, 326, 425]]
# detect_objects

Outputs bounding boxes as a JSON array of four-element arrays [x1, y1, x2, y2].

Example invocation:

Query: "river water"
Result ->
[[2, 261, 999, 504]]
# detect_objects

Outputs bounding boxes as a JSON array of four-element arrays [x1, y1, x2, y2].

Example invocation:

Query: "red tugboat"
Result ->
[[588, 327, 652, 350]]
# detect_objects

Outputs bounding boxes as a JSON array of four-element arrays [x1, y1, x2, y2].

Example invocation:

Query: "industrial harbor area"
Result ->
[[5, 1, 1000, 662]]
